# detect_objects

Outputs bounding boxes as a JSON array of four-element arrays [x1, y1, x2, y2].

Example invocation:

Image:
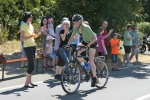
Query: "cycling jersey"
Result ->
[[72, 24, 96, 43]]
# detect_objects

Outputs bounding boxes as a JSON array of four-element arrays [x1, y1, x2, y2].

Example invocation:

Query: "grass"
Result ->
[[0, 40, 42, 55], [0, 40, 150, 65], [0, 40, 22, 54]]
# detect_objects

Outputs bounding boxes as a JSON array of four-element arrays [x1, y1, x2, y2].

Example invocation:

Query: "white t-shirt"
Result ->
[[48, 24, 56, 37], [46, 43, 53, 54]]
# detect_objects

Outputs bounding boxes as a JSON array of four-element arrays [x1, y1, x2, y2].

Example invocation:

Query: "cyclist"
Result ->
[[68, 14, 97, 87]]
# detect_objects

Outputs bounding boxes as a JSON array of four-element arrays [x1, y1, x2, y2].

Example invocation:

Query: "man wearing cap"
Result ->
[[54, 17, 69, 54]]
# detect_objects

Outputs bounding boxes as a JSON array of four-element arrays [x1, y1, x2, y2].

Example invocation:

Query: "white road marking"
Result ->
[[0, 81, 44, 91], [135, 93, 150, 100]]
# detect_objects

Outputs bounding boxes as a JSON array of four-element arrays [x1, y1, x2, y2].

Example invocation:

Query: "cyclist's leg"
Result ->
[[77, 43, 86, 62], [89, 48, 96, 76]]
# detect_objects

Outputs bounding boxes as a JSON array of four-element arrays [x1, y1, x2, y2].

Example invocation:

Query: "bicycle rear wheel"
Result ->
[[94, 59, 109, 88], [61, 62, 81, 94]]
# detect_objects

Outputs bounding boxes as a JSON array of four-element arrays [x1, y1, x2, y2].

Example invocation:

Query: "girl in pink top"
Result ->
[[97, 27, 113, 56], [97, 27, 107, 56]]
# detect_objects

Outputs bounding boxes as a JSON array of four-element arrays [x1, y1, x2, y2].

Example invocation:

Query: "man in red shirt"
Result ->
[[102, 21, 113, 58]]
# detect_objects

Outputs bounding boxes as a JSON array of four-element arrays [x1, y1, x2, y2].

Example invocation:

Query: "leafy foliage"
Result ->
[[0, 0, 148, 43]]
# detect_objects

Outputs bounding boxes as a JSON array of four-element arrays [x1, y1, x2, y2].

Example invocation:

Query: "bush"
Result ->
[[0, 27, 9, 44], [138, 22, 150, 39]]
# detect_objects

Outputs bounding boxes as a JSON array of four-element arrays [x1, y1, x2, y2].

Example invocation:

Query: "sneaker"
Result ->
[[122, 63, 126, 66], [91, 77, 97, 87], [81, 74, 86, 80], [20, 66, 24, 68], [51, 67, 56, 72], [126, 63, 133, 67], [136, 61, 141, 64], [21, 66, 28, 70]]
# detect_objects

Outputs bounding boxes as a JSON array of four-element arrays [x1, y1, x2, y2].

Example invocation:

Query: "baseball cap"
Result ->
[[46, 36, 55, 40], [114, 33, 118, 36], [62, 17, 69, 22]]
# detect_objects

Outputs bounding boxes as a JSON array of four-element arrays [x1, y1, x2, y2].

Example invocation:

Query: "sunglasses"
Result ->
[[114, 35, 118, 36]]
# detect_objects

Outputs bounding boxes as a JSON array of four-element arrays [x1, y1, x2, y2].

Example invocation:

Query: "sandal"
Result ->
[[114, 68, 120, 71]]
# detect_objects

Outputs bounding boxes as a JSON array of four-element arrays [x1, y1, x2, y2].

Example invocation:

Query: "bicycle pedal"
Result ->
[[98, 82, 101, 84], [68, 88, 71, 91]]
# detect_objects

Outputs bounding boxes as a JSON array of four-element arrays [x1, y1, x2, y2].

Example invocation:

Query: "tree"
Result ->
[[56, 0, 146, 33]]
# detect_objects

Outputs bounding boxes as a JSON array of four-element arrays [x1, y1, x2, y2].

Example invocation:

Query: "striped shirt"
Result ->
[[54, 24, 63, 50]]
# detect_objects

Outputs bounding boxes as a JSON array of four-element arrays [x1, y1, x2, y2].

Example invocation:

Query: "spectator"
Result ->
[[122, 25, 135, 66], [130, 24, 140, 64], [97, 27, 108, 56], [102, 21, 113, 55], [48, 18, 56, 37], [110, 33, 120, 71], [55, 20, 72, 80], [20, 11, 42, 88], [54, 17, 69, 54], [20, 21, 28, 70], [40, 17, 50, 68], [45, 36, 58, 72]]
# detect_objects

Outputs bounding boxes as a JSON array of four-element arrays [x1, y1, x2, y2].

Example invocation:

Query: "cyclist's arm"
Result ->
[[68, 35, 74, 45], [68, 27, 77, 45], [87, 35, 97, 47], [84, 26, 97, 47]]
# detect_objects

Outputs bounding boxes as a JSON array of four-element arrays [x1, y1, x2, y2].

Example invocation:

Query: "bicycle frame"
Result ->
[[71, 46, 91, 77]]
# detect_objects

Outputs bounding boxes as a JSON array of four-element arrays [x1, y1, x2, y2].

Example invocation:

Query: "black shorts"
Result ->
[[124, 46, 132, 53], [81, 41, 97, 49]]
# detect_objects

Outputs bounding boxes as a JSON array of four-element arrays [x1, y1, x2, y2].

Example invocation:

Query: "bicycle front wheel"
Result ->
[[61, 62, 81, 94], [94, 59, 109, 89]]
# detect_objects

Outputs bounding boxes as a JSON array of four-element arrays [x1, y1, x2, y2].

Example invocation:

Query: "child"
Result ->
[[45, 35, 58, 72], [97, 27, 108, 56], [110, 33, 120, 71], [97, 27, 113, 77], [20, 21, 28, 70], [48, 18, 56, 37]]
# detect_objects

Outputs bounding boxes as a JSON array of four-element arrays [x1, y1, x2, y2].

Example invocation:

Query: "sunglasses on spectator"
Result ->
[[114, 35, 118, 36]]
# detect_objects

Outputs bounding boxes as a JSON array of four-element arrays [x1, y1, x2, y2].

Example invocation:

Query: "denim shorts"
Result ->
[[47, 53, 58, 60], [112, 54, 118, 63], [21, 41, 26, 56]]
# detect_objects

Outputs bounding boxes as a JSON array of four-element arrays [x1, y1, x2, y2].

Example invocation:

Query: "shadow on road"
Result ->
[[0, 87, 29, 96], [54, 87, 106, 100], [110, 64, 150, 79], [44, 79, 61, 88]]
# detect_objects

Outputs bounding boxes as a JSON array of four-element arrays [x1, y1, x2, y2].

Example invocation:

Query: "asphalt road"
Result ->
[[0, 63, 150, 100]]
